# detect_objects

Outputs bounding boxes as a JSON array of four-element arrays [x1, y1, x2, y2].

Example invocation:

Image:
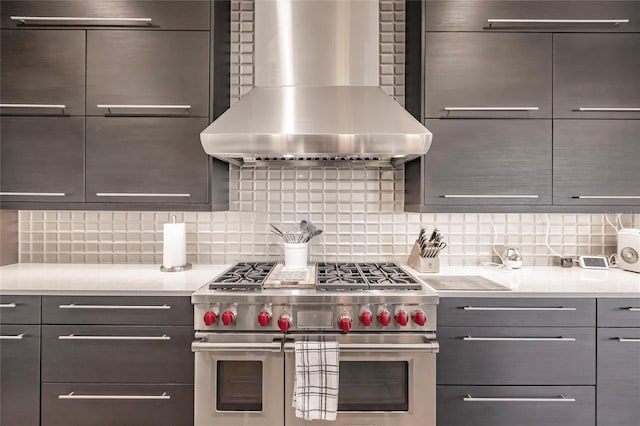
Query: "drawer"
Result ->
[[438, 297, 595, 327], [0, 325, 40, 426], [598, 298, 640, 327], [42, 325, 193, 383], [41, 383, 193, 426], [0, 295, 40, 324], [437, 326, 595, 385], [437, 386, 595, 426], [1, 0, 209, 30], [42, 296, 192, 325]]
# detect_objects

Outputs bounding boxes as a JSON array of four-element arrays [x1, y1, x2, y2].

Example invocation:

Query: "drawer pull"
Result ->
[[95, 193, 191, 198], [625, 307, 640, 311], [617, 338, 640, 343], [0, 303, 17, 308], [444, 106, 539, 111], [0, 103, 66, 110], [464, 336, 576, 342], [97, 104, 191, 110], [487, 18, 629, 26], [443, 194, 539, 199], [11, 16, 152, 25], [575, 195, 640, 199], [463, 306, 576, 311], [464, 394, 576, 403], [0, 192, 66, 197], [58, 334, 170, 341], [59, 304, 171, 310], [0, 334, 24, 340], [59, 392, 170, 400], [578, 107, 640, 112], [193, 341, 283, 353]]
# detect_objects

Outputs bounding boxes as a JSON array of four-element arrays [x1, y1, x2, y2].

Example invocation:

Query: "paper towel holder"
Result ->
[[160, 215, 192, 272]]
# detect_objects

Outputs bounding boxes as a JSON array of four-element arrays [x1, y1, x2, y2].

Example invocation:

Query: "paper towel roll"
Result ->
[[162, 220, 187, 269]]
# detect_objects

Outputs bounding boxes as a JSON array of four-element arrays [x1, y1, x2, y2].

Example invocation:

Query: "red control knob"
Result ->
[[221, 311, 235, 326], [278, 315, 292, 332], [413, 310, 427, 326], [203, 311, 217, 326], [258, 311, 271, 327], [359, 311, 373, 327], [339, 317, 352, 334], [396, 310, 409, 326], [378, 311, 391, 326]]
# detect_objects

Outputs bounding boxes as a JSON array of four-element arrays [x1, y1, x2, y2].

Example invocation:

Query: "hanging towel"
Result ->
[[292, 340, 340, 421]]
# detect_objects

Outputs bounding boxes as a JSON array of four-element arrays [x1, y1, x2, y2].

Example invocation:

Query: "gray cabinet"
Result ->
[[0, 295, 41, 324], [0, 116, 85, 203], [86, 30, 209, 117], [553, 120, 640, 205], [1, 0, 210, 30], [437, 386, 595, 426], [425, 33, 552, 119], [422, 120, 552, 205], [1, 30, 85, 116], [554, 34, 640, 119], [85, 117, 210, 204], [0, 324, 40, 426], [597, 298, 640, 327]]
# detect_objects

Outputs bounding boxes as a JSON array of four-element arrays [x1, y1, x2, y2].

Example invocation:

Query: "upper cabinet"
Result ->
[[425, 32, 552, 119], [554, 33, 640, 119], [86, 31, 210, 117], [1, 0, 210, 30], [425, 0, 640, 32]]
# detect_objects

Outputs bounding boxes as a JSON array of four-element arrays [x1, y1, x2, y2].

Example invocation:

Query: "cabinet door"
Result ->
[[1, 30, 85, 116], [423, 120, 552, 205], [425, 33, 551, 118], [86, 30, 209, 117], [597, 328, 640, 426], [0, 117, 84, 203], [85, 117, 209, 204], [1, 0, 209, 30], [554, 34, 640, 119], [0, 325, 40, 426], [425, 0, 640, 32], [554, 120, 640, 205]]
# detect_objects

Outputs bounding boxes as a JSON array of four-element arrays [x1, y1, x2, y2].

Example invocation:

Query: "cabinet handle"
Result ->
[[95, 193, 191, 198], [0, 334, 25, 340], [464, 336, 576, 342], [11, 16, 152, 25], [625, 307, 640, 311], [575, 195, 640, 199], [487, 18, 629, 26], [444, 106, 539, 111], [463, 306, 576, 311], [0, 103, 66, 110], [58, 334, 171, 341], [443, 194, 539, 199], [0, 303, 17, 308], [0, 192, 66, 197], [464, 394, 576, 403], [97, 104, 191, 110], [617, 338, 640, 343], [59, 392, 170, 400], [578, 107, 640, 112], [59, 304, 171, 310], [193, 341, 283, 353]]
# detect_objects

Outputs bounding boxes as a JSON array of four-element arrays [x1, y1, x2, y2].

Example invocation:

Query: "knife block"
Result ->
[[407, 241, 440, 273]]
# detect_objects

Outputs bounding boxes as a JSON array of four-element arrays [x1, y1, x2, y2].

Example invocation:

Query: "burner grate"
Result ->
[[208, 262, 276, 290]]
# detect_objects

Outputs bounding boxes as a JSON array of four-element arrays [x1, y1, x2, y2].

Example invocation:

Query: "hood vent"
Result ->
[[200, 0, 432, 167]]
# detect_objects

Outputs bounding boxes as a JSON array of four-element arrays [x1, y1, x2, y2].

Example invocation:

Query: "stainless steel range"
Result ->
[[192, 262, 439, 426]]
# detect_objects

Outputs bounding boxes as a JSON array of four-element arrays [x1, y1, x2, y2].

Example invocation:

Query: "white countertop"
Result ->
[[0, 263, 230, 296]]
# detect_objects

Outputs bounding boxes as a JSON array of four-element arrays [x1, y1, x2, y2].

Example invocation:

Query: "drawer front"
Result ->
[[425, 0, 640, 32], [438, 297, 595, 327], [0, 295, 40, 324], [598, 298, 640, 327], [597, 328, 640, 426], [42, 325, 193, 383], [0, 325, 40, 426], [1, 0, 209, 30], [41, 383, 193, 426], [42, 296, 192, 325], [437, 326, 595, 385], [437, 386, 595, 426]]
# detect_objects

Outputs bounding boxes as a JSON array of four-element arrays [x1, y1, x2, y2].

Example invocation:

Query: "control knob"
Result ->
[[359, 306, 373, 327], [338, 314, 353, 334], [395, 308, 409, 326], [278, 314, 292, 332], [413, 309, 427, 326], [221, 311, 235, 326], [377, 307, 391, 327], [203, 311, 217, 326], [258, 311, 271, 327]]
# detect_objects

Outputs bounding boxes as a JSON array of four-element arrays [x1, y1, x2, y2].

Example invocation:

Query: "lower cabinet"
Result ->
[[437, 386, 595, 426]]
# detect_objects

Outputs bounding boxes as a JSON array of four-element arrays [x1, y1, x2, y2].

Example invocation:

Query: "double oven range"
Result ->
[[191, 262, 439, 426]]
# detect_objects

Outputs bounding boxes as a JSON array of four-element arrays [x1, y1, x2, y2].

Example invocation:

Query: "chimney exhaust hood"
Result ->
[[200, 0, 432, 167]]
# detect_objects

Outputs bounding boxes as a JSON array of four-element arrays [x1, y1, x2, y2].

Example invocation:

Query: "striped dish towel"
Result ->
[[292, 340, 340, 421]]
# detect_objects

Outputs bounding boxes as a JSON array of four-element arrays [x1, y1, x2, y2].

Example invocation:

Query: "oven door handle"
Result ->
[[284, 340, 439, 353], [192, 341, 282, 353]]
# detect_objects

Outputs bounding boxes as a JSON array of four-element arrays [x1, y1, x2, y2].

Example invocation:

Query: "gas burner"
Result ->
[[316, 263, 369, 290], [359, 263, 422, 291], [208, 262, 276, 290]]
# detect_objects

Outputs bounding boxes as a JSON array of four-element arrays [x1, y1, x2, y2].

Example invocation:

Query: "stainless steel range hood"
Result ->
[[200, 0, 432, 167]]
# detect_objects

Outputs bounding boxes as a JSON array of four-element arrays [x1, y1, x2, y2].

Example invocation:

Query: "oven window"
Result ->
[[338, 361, 409, 412], [216, 361, 263, 411]]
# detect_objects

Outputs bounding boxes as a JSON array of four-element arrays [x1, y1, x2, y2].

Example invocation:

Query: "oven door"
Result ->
[[284, 334, 438, 426], [193, 333, 284, 426]]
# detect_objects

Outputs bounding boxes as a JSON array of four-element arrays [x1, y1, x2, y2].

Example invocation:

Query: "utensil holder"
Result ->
[[283, 242, 308, 270], [407, 241, 441, 273]]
